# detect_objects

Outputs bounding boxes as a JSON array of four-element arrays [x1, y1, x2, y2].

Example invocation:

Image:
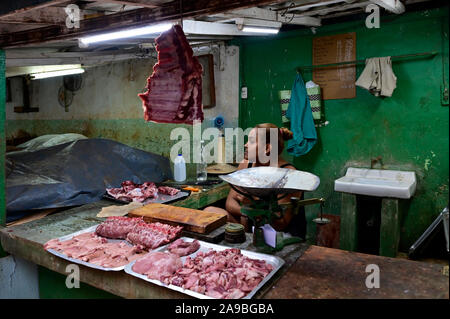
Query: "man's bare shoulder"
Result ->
[[237, 160, 250, 170], [279, 158, 296, 170]]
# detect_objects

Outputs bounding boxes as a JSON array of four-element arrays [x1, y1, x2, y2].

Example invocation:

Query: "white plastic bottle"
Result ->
[[174, 154, 186, 182]]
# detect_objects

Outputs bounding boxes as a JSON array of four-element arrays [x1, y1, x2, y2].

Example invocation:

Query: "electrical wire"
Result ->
[[279, 2, 296, 23]]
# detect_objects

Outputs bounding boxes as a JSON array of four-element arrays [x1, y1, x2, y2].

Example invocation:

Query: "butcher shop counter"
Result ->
[[0, 181, 308, 298], [3, 180, 447, 299], [1, 181, 300, 299]]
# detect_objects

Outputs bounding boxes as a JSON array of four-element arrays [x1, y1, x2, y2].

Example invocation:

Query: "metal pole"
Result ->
[[296, 51, 438, 72]]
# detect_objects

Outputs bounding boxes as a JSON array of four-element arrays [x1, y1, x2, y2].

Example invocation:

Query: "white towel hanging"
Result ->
[[355, 56, 397, 97]]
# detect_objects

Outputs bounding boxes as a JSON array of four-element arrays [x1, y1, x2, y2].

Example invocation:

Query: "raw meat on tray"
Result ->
[[168, 238, 200, 256], [106, 181, 180, 203], [95, 216, 143, 239], [43, 232, 146, 268], [129, 244, 275, 299], [106, 181, 158, 202], [44, 216, 184, 269], [96, 216, 183, 250], [126, 222, 183, 250], [157, 186, 181, 196], [132, 251, 182, 281], [166, 248, 274, 299]]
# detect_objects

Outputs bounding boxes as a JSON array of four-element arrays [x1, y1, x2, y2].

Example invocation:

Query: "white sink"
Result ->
[[334, 167, 417, 199]]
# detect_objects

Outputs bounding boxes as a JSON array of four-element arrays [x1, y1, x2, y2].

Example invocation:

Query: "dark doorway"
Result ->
[[356, 195, 382, 255]]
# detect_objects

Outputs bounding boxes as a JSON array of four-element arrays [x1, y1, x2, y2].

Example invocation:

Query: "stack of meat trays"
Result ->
[[124, 237, 285, 299]]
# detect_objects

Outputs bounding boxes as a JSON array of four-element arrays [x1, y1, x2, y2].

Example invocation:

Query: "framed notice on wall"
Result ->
[[312, 32, 356, 100]]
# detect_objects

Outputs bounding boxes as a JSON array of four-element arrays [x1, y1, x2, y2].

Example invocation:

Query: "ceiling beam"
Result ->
[[283, 16, 322, 26], [218, 7, 278, 20], [0, 7, 97, 25], [321, 7, 364, 19], [212, 7, 322, 26], [294, 1, 372, 17], [5, 55, 138, 67], [78, 34, 233, 46], [5, 35, 233, 66], [273, 0, 350, 12], [0, 0, 289, 48], [233, 18, 282, 28], [0, 0, 71, 18], [5, 51, 145, 67], [0, 23, 48, 34], [6, 64, 82, 77], [370, 0, 405, 13], [5, 49, 141, 59], [182, 20, 273, 36], [89, 0, 165, 8]]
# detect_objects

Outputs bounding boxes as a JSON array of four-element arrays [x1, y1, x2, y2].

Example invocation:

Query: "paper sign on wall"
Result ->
[[312, 32, 356, 100]]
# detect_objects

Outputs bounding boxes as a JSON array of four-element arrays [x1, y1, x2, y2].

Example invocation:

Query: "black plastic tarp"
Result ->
[[6, 138, 173, 222]]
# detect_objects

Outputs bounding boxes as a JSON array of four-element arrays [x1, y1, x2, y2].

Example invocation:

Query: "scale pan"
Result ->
[[219, 167, 320, 197]]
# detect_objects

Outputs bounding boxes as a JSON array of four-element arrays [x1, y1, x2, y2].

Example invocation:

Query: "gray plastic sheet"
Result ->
[[6, 138, 173, 222]]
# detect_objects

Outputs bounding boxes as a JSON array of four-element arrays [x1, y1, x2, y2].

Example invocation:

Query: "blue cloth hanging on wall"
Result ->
[[286, 74, 317, 156]]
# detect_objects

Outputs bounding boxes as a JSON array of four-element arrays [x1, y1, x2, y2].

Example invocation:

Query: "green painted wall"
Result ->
[[38, 266, 120, 299], [6, 119, 184, 158], [235, 8, 449, 252]]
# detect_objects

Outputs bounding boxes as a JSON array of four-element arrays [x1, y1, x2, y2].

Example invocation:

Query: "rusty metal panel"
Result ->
[[315, 214, 340, 248]]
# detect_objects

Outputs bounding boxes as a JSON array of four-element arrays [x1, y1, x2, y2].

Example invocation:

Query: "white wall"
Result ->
[[203, 45, 240, 128]]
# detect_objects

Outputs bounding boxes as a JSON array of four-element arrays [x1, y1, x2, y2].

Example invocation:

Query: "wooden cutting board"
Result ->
[[128, 203, 227, 234]]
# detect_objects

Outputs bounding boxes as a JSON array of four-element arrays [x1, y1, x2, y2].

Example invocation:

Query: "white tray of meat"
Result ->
[[104, 181, 190, 205], [124, 237, 284, 299], [43, 225, 148, 271]]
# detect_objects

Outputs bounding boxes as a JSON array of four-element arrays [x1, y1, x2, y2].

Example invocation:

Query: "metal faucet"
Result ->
[[280, 197, 325, 214], [279, 197, 328, 224], [371, 156, 384, 169]]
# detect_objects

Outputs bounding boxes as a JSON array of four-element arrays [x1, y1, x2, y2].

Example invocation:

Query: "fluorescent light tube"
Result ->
[[31, 68, 85, 80], [242, 26, 279, 34], [79, 23, 173, 46]]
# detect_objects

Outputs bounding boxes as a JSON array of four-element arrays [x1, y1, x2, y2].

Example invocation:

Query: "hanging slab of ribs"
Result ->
[[138, 25, 204, 124]]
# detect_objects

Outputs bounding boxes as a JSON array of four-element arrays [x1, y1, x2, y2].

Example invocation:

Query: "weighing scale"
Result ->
[[220, 167, 328, 253]]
